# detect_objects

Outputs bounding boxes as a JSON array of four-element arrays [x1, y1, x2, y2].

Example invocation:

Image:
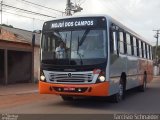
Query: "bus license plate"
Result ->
[[64, 87, 75, 91]]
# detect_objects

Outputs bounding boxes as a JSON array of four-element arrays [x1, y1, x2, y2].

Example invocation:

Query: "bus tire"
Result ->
[[111, 75, 126, 103], [61, 96, 73, 101], [139, 72, 147, 92]]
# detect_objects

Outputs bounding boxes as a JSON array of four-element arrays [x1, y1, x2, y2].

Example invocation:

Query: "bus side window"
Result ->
[[148, 44, 150, 59], [148, 45, 151, 59], [110, 28, 114, 54], [133, 37, 137, 56], [136, 39, 139, 57], [119, 32, 124, 54], [141, 41, 144, 58], [145, 43, 148, 59], [139, 40, 142, 58], [110, 29, 118, 55], [150, 46, 153, 60], [143, 42, 146, 59], [130, 36, 134, 55], [126, 33, 132, 55], [113, 31, 118, 54], [124, 33, 127, 54]]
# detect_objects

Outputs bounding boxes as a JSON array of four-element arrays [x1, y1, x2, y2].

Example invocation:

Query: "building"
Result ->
[[0, 25, 40, 85]]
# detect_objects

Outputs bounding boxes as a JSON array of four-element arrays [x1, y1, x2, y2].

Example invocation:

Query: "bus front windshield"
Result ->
[[41, 29, 107, 66]]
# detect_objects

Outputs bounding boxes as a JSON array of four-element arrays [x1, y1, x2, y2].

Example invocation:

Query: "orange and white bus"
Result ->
[[39, 15, 153, 102]]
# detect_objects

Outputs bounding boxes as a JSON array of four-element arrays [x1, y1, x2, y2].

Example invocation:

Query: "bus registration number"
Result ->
[[64, 87, 75, 91]]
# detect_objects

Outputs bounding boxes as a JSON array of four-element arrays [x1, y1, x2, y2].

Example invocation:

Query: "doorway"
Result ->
[[8, 50, 32, 84]]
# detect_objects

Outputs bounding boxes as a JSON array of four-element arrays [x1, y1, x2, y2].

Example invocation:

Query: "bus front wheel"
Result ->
[[111, 82, 124, 103], [111, 74, 126, 103]]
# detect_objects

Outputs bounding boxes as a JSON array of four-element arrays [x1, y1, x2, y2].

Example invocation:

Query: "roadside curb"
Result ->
[[0, 90, 38, 96]]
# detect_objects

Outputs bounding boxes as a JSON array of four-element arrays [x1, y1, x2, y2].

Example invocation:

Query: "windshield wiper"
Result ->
[[53, 31, 64, 42], [77, 36, 83, 65], [79, 29, 90, 46], [76, 29, 90, 65]]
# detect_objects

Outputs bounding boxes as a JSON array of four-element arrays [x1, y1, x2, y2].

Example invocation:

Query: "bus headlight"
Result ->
[[40, 75, 46, 81], [93, 69, 106, 83], [98, 75, 106, 82]]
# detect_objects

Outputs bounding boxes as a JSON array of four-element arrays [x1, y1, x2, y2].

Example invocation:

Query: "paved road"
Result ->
[[0, 78, 160, 114]]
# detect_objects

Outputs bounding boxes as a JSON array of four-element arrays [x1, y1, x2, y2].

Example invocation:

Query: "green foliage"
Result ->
[[153, 46, 160, 58], [0, 24, 14, 28]]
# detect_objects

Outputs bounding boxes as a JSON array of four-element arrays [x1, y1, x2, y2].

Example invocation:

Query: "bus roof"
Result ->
[[45, 14, 151, 46]]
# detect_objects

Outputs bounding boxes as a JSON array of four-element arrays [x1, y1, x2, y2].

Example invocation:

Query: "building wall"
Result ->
[[0, 27, 41, 84]]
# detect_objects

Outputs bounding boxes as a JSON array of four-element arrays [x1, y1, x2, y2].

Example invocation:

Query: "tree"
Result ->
[[0, 24, 14, 28]]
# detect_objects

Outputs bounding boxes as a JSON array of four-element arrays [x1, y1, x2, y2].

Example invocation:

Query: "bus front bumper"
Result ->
[[39, 81, 109, 97]]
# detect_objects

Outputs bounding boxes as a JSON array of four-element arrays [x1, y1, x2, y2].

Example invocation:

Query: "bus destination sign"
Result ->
[[51, 20, 94, 29], [44, 17, 106, 30]]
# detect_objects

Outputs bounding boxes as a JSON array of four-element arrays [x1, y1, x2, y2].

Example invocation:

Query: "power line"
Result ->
[[3, 10, 46, 21], [2, 3, 56, 18], [3, 0, 60, 17], [17, 0, 64, 14]]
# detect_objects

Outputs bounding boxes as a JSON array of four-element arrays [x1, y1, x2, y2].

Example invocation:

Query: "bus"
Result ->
[[39, 15, 153, 102]]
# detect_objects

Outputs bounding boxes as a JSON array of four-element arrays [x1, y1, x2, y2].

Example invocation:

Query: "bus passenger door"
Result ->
[[109, 25, 127, 95], [109, 26, 122, 95]]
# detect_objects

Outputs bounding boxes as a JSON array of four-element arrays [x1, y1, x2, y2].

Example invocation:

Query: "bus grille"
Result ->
[[49, 72, 93, 83]]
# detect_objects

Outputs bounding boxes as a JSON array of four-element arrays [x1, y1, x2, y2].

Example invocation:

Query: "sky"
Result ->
[[2, 0, 160, 45]]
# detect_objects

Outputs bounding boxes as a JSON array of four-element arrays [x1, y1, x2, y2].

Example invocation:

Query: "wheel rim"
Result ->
[[117, 84, 123, 101]]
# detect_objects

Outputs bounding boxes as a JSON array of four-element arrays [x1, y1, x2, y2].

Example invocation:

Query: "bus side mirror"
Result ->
[[32, 30, 41, 47]]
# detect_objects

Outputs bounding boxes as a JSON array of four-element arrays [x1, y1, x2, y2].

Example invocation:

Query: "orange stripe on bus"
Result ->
[[39, 81, 109, 97]]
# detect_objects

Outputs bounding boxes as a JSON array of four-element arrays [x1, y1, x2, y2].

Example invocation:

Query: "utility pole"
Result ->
[[66, 0, 72, 16], [153, 29, 160, 64], [0, 0, 3, 25], [65, 0, 83, 16]]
